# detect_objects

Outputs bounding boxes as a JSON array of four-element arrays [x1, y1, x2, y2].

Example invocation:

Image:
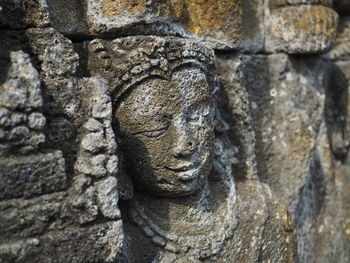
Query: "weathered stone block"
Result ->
[[0, 0, 50, 29], [267, 5, 338, 54], [241, 54, 328, 213], [215, 53, 258, 179], [325, 16, 350, 62], [0, 221, 124, 263], [0, 192, 65, 240], [47, 0, 186, 38], [0, 150, 67, 200], [45, 0, 242, 49], [240, 0, 266, 52], [26, 28, 79, 78], [0, 51, 42, 111], [171, 0, 242, 49]]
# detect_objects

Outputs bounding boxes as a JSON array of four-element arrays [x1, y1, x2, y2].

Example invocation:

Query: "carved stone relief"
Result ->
[[0, 1, 349, 262], [85, 36, 296, 262]]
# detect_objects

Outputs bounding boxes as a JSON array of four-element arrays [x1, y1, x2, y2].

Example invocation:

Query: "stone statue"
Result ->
[[87, 36, 296, 262]]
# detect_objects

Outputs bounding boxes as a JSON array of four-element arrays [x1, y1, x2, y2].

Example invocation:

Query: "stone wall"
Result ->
[[0, 1, 348, 262]]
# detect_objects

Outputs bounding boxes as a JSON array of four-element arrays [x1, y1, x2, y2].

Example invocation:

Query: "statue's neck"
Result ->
[[133, 184, 211, 225], [128, 179, 235, 237], [125, 178, 237, 258]]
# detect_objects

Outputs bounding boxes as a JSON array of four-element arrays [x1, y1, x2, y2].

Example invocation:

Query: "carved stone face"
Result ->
[[115, 67, 215, 197]]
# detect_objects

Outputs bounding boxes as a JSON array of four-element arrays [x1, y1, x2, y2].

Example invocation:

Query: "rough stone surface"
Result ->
[[242, 54, 327, 212], [266, 5, 338, 54], [0, 1, 349, 263], [0, 0, 50, 29], [85, 36, 295, 262], [0, 221, 123, 263], [0, 150, 67, 200], [46, 0, 242, 49]]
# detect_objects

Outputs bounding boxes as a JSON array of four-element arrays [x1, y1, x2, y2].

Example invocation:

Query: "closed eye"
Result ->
[[131, 126, 168, 138]]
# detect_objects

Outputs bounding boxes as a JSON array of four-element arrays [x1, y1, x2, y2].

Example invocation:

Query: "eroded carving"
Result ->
[[87, 36, 295, 262]]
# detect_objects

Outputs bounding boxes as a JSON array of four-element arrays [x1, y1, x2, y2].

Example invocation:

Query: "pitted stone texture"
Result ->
[[47, 0, 242, 49], [88, 36, 216, 197], [87, 36, 216, 93], [67, 77, 121, 227], [25, 28, 83, 173], [0, 221, 124, 263], [45, 0, 88, 36], [48, 0, 189, 38], [0, 51, 46, 154], [95, 36, 296, 261], [266, 5, 338, 54], [0, 51, 42, 111], [96, 176, 120, 219], [0, 150, 67, 200], [0, 0, 50, 29], [242, 54, 327, 214], [171, 0, 242, 49], [27, 28, 79, 78], [0, 192, 65, 240], [124, 180, 296, 262], [66, 174, 99, 224], [74, 77, 118, 178]]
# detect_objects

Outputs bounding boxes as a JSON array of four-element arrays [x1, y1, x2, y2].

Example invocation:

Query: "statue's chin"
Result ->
[[131, 158, 213, 198], [136, 177, 206, 198]]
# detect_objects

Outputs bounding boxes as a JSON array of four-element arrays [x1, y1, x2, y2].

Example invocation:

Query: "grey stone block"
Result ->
[[0, 150, 67, 200]]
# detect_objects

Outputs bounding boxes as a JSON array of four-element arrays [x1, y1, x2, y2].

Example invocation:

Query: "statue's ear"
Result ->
[[117, 157, 134, 200]]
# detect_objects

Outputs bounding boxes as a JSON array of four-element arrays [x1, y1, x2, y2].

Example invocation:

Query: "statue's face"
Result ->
[[115, 67, 215, 197]]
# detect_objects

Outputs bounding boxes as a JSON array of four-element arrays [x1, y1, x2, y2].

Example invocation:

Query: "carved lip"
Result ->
[[165, 162, 197, 172], [165, 162, 201, 182], [176, 170, 199, 182]]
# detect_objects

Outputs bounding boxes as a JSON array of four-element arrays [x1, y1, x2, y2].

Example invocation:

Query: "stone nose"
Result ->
[[173, 132, 197, 158]]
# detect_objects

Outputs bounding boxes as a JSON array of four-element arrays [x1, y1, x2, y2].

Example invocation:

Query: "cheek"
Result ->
[[195, 120, 214, 147], [133, 135, 172, 167], [121, 136, 151, 168]]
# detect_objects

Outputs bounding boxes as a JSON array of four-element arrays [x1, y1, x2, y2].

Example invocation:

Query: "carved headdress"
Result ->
[[87, 36, 218, 103]]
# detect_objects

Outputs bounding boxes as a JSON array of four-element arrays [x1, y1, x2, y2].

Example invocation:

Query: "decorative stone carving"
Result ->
[[87, 36, 296, 262], [2, 1, 348, 262]]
